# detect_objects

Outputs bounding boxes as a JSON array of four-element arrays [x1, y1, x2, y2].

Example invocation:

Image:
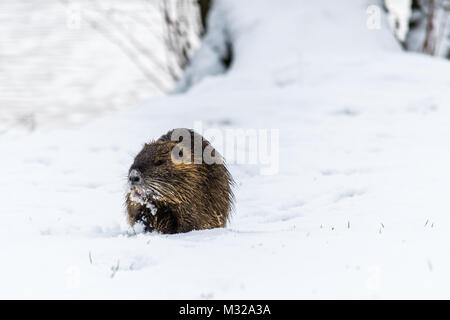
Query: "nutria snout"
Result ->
[[125, 128, 234, 234]]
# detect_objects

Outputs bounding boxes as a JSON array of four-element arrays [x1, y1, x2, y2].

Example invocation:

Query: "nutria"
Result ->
[[125, 128, 234, 234]]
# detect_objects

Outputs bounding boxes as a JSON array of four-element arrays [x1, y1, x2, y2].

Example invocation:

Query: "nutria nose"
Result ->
[[129, 169, 142, 185]]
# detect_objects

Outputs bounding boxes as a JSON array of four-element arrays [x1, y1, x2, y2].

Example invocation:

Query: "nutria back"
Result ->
[[125, 128, 234, 234]]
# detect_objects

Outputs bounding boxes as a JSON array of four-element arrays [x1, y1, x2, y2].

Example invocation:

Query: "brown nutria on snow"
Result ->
[[125, 128, 234, 234]]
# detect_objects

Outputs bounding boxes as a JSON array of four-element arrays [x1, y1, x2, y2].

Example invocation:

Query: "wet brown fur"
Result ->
[[125, 129, 234, 234]]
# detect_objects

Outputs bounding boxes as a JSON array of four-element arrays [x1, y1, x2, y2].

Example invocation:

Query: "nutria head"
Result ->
[[126, 128, 234, 234]]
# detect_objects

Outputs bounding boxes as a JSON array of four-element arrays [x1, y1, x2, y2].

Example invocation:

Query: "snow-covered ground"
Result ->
[[1, 0, 450, 299]]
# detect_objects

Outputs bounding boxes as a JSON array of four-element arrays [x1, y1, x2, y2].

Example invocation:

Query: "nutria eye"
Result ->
[[154, 159, 164, 166], [179, 150, 183, 157]]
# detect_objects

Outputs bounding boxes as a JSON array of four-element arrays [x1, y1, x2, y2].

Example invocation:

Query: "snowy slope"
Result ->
[[1, 0, 450, 299]]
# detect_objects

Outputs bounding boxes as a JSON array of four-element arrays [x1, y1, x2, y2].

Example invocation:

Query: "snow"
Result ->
[[1, 0, 450, 299], [385, 0, 411, 41], [0, 0, 201, 132], [128, 189, 158, 216], [174, 0, 231, 93]]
